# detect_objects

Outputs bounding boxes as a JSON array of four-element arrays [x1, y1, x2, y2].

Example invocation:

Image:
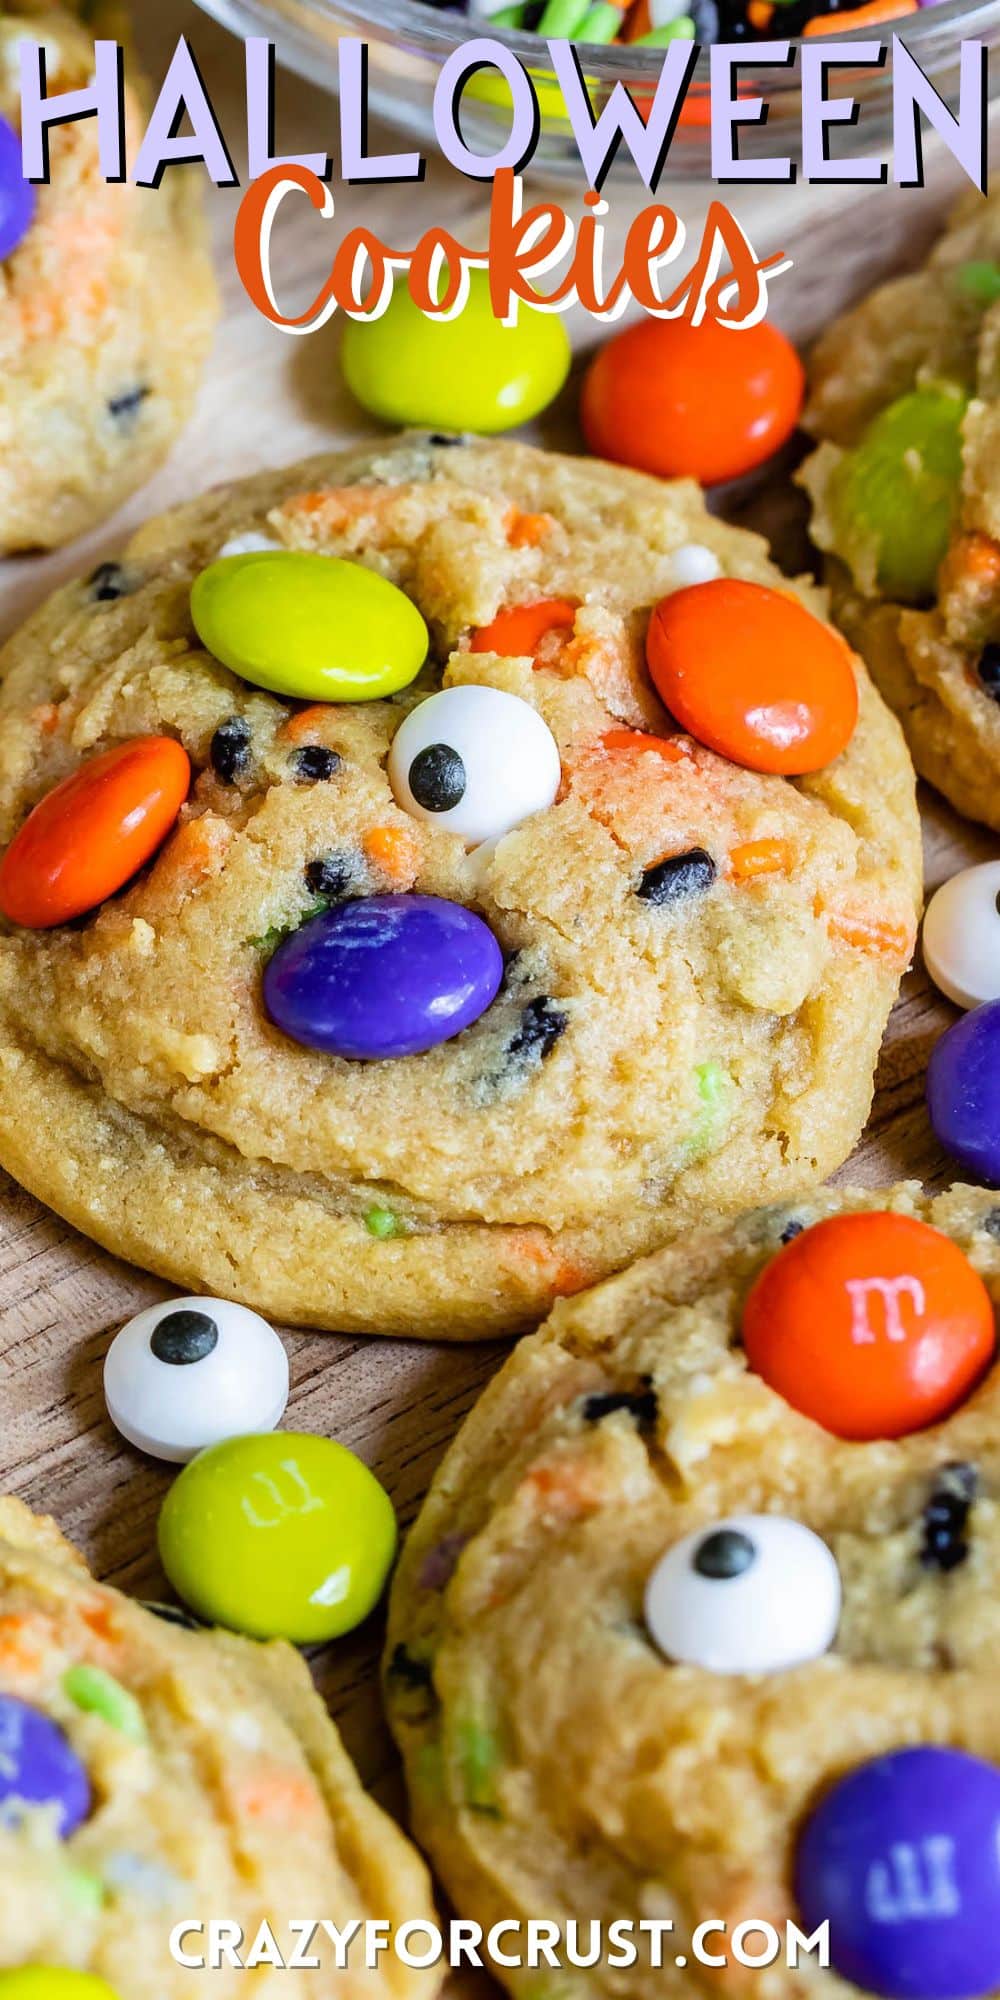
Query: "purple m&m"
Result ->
[[0, 114, 35, 262], [0, 1694, 91, 1837], [263, 893, 504, 1060], [796, 1746, 1000, 1999], [927, 1000, 1000, 1185]]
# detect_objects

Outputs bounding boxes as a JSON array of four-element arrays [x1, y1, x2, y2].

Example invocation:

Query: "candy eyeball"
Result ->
[[388, 685, 561, 847], [104, 1296, 289, 1464], [644, 1514, 841, 1674], [923, 861, 1000, 1010]]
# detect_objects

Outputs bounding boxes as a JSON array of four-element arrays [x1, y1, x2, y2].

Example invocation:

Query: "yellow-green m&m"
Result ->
[[190, 551, 428, 702], [0, 1976, 122, 2000], [341, 267, 571, 435], [158, 1432, 398, 1644]]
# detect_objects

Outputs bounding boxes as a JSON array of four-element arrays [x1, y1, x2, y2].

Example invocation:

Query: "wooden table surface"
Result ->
[[0, 0, 995, 1815]]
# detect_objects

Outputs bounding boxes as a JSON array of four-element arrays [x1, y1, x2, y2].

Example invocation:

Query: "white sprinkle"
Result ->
[[650, 0, 692, 22], [217, 532, 281, 560], [666, 543, 721, 590]]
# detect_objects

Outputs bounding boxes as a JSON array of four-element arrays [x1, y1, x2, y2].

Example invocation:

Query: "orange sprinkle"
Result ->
[[364, 824, 420, 885], [169, 814, 232, 880], [30, 704, 61, 737], [828, 911, 914, 961], [505, 508, 556, 550], [729, 837, 795, 880], [804, 0, 914, 28], [522, 1457, 604, 1519], [237, 1766, 325, 1824], [0, 1615, 45, 1676], [953, 532, 1000, 584], [470, 600, 577, 660], [748, 1, 773, 25], [601, 728, 688, 765]]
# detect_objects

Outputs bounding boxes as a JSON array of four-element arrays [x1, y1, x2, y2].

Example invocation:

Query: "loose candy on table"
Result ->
[[0, 114, 34, 263], [580, 317, 804, 486], [263, 893, 505, 1060], [742, 1211, 996, 1441], [795, 1746, 1000, 2000], [341, 268, 571, 434], [0, 1978, 123, 2000], [828, 384, 966, 605], [0, 738, 191, 930], [0, 1695, 90, 1838], [923, 863, 1000, 1010], [646, 579, 859, 775], [104, 1296, 289, 1463], [190, 552, 428, 703], [644, 1514, 841, 1673], [157, 1432, 397, 1643], [388, 686, 561, 845], [927, 1000, 1000, 1186]]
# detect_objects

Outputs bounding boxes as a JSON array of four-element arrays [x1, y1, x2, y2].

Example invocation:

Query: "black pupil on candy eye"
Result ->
[[150, 1309, 219, 1366], [409, 743, 466, 813], [693, 1529, 756, 1579], [637, 849, 716, 905]]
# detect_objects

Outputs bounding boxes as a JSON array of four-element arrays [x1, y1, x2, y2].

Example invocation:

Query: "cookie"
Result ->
[[0, 438, 920, 1339], [0, 1494, 438, 1995], [0, 2, 217, 552], [385, 1180, 1000, 1998], [800, 190, 1000, 832]]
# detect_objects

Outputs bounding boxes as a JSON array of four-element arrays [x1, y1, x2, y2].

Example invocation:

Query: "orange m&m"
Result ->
[[645, 579, 859, 775], [470, 599, 577, 660], [742, 1212, 996, 1441], [580, 318, 804, 487], [0, 736, 191, 930]]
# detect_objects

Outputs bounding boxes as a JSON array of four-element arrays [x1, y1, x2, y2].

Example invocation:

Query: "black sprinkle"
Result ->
[[780, 1220, 805, 1245], [976, 644, 1000, 701], [637, 848, 716, 907], [107, 384, 151, 427], [581, 1384, 657, 1429], [292, 746, 342, 784], [141, 1601, 202, 1630], [305, 855, 352, 900], [984, 1209, 1000, 1241], [506, 997, 568, 1065], [693, 1528, 756, 1579], [409, 743, 466, 813], [209, 716, 252, 785], [386, 1644, 435, 1692], [150, 1308, 219, 1366], [427, 432, 469, 446], [920, 1462, 978, 1573], [88, 561, 134, 604]]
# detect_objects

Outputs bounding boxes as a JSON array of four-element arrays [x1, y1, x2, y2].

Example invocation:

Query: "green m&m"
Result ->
[[341, 267, 571, 434], [829, 382, 967, 604], [190, 551, 428, 702], [157, 1432, 397, 1644]]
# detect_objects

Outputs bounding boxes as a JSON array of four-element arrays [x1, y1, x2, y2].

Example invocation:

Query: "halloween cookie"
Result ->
[[385, 1181, 1000, 1999], [0, 1494, 438, 1996], [800, 189, 1000, 832], [0, 2, 216, 552], [0, 437, 920, 1338]]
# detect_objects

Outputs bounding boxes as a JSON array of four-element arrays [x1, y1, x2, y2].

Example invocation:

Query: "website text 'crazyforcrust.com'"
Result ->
[[169, 1917, 831, 1974]]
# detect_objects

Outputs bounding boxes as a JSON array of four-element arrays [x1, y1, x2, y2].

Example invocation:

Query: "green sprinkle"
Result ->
[[248, 895, 328, 956], [364, 1206, 399, 1240], [63, 1664, 147, 1743], [576, 0, 624, 39], [61, 1864, 105, 1914], [955, 260, 1000, 305], [634, 16, 695, 40], [687, 1060, 732, 1161], [456, 1718, 501, 1814]]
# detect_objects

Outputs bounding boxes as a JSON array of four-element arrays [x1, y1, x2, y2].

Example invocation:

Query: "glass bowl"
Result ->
[[195, 0, 1000, 182]]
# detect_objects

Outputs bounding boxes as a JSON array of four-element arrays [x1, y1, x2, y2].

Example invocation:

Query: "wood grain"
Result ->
[[0, 0, 993, 1824]]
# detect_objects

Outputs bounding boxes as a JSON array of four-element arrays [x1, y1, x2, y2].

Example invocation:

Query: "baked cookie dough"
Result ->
[[0, 438, 920, 1338], [385, 1180, 1000, 1999], [0, 1, 217, 552], [0, 1494, 438, 1996], [800, 190, 1000, 832]]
